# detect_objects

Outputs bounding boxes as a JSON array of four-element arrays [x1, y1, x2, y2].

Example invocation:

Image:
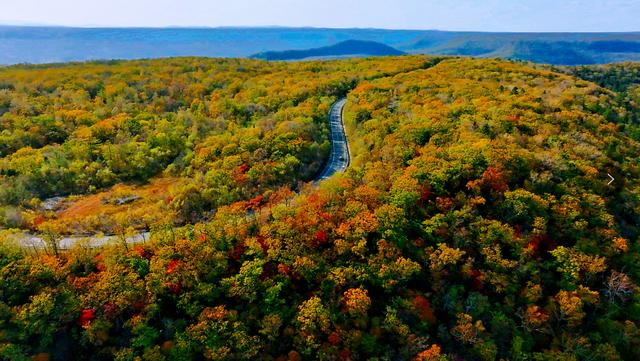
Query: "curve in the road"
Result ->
[[8, 98, 351, 249], [317, 98, 350, 180]]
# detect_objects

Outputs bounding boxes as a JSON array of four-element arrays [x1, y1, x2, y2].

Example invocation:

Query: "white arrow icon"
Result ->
[[607, 173, 615, 185]]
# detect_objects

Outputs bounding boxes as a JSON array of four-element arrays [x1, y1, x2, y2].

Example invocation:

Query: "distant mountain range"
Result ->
[[1, 26, 640, 65], [408, 32, 640, 65], [252, 40, 405, 60]]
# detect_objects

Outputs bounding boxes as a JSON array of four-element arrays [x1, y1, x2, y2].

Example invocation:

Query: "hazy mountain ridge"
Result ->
[[1, 26, 640, 65], [251, 40, 405, 60]]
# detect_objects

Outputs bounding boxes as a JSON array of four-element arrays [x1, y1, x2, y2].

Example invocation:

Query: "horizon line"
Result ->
[[0, 23, 639, 34]]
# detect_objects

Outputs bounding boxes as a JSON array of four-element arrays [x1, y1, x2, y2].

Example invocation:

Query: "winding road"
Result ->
[[6, 98, 351, 250], [318, 98, 350, 180]]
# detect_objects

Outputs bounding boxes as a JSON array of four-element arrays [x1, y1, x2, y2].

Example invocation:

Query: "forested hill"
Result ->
[[558, 62, 640, 92], [252, 40, 405, 60], [1, 56, 640, 360], [554, 62, 640, 125], [0, 56, 439, 235]]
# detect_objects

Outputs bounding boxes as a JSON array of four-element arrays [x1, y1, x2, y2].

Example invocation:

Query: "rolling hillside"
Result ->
[[1, 56, 640, 360]]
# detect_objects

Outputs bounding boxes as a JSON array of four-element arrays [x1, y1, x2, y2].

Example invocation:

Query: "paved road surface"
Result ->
[[5, 231, 150, 250], [7, 98, 351, 249], [317, 98, 350, 180]]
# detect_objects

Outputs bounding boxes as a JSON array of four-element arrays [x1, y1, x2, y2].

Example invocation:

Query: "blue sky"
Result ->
[[3, 0, 640, 32]]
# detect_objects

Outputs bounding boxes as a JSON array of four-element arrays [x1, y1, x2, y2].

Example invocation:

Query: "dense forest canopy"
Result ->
[[555, 62, 640, 128], [0, 56, 437, 234], [1, 56, 640, 360]]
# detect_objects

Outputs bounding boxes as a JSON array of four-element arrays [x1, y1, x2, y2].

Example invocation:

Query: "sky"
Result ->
[[2, 0, 640, 32]]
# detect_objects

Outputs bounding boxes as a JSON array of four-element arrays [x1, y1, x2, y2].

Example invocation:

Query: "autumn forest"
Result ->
[[1, 55, 640, 360]]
